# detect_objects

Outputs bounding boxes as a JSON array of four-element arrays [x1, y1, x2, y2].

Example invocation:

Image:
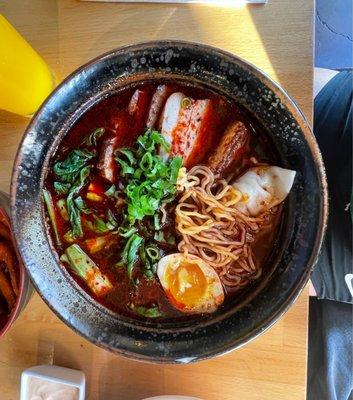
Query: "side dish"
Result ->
[[0, 208, 20, 329]]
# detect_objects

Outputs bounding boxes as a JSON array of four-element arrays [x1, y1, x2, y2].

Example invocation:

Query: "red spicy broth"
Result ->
[[44, 81, 283, 321]]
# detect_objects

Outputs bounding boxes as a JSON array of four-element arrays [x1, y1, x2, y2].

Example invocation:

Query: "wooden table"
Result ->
[[0, 1, 313, 399]]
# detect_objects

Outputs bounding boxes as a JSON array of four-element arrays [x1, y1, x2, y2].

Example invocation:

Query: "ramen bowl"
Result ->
[[11, 41, 327, 363]]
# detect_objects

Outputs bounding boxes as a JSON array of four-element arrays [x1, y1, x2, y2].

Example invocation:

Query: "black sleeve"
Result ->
[[311, 70, 353, 304]]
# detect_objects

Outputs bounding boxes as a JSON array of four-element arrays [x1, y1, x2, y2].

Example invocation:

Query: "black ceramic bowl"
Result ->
[[11, 41, 327, 363]]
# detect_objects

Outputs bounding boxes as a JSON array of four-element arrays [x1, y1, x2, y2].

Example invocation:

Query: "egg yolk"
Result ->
[[167, 261, 207, 307]]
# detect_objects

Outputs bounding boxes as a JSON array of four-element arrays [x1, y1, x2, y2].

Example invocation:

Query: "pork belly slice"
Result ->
[[98, 113, 129, 183], [98, 89, 151, 183], [208, 120, 250, 176], [159, 92, 217, 167], [128, 89, 151, 136], [146, 85, 172, 129]]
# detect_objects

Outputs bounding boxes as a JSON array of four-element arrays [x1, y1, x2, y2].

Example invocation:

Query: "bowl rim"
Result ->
[[10, 40, 328, 362]]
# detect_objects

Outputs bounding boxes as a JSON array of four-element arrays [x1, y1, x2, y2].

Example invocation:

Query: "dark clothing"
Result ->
[[311, 70, 352, 304], [308, 70, 353, 400], [308, 299, 353, 400]]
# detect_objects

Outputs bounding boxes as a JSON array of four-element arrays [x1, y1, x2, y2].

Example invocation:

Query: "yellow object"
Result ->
[[0, 15, 54, 116], [86, 192, 103, 202]]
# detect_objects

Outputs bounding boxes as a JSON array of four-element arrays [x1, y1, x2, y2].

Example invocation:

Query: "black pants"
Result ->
[[307, 71, 353, 400]]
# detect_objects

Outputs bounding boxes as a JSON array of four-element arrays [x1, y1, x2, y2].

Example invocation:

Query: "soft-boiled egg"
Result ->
[[157, 253, 224, 314], [233, 165, 296, 216]]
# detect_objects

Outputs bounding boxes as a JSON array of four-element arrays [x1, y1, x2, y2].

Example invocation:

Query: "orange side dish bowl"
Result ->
[[0, 192, 32, 338]]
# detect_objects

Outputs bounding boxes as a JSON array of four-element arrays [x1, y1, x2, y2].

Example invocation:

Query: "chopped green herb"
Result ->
[[104, 184, 116, 197], [57, 198, 69, 221], [145, 245, 160, 263], [74, 196, 91, 214], [118, 225, 137, 238], [106, 209, 118, 230], [54, 181, 71, 195], [86, 209, 118, 234], [63, 244, 112, 297], [181, 97, 192, 108], [66, 165, 91, 239], [153, 213, 161, 230], [82, 127, 105, 147], [116, 233, 144, 280], [154, 231, 165, 242], [115, 129, 182, 224], [63, 230, 76, 243], [53, 149, 94, 184], [130, 304, 163, 318]]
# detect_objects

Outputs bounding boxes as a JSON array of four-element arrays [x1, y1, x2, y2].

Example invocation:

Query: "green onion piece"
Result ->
[[170, 156, 183, 182], [86, 215, 110, 234], [85, 235, 112, 254], [154, 231, 165, 242], [167, 234, 176, 245], [56, 198, 69, 221], [154, 213, 161, 230], [60, 253, 69, 263], [118, 226, 137, 238], [53, 149, 94, 184], [144, 270, 154, 279], [104, 184, 116, 197], [151, 263, 157, 275], [43, 189, 61, 247], [181, 97, 191, 108], [54, 181, 71, 195], [66, 166, 91, 239], [146, 245, 160, 262], [63, 244, 113, 297], [139, 242, 148, 266], [74, 196, 91, 214], [140, 152, 153, 171], [82, 127, 105, 147], [116, 233, 143, 280], [116, 158, 134, 175], [63, 230, 76, 243], [116, 148, 136, 165], [115, 149, 136, 176], [130, 304, 163, 318]]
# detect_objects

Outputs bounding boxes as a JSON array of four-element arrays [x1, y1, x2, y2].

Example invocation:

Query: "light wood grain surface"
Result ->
[[0, 0, 313, 399]]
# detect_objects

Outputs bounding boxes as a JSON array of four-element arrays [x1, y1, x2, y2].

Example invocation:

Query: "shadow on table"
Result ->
[[247, 0, 314, 112]]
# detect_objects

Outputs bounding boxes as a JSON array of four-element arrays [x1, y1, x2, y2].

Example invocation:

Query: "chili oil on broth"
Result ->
[[43, 80, 284, 322]]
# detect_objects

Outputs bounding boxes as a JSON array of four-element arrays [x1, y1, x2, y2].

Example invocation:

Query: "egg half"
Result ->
[[157, 253, 224, 314]]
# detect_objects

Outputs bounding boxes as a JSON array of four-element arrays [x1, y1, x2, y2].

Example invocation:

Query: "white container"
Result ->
[[21, 365, 85, 400]]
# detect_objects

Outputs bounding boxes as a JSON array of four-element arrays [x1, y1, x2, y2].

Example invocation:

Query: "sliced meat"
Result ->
[[128, 89, 151, 136], [207, 120, 250, 176], [0, 221, 11, 242], [146, 85, 172, 128], [98, 113, 129, 183], [159, 92, 217, 168], [0, 269, 16, 309], [0, 243, 18, 296], [97, 135, 118, 183], [98, 89, 150, 183]]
